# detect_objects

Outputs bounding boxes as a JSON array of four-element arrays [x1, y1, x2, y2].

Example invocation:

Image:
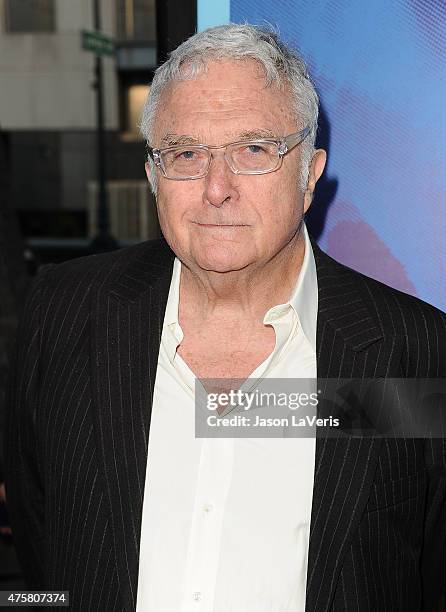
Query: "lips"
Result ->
[[193, 222, 248, 227]]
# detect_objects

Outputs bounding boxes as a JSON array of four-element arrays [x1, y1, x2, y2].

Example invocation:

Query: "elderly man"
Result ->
[[5, 24, 446, 612]]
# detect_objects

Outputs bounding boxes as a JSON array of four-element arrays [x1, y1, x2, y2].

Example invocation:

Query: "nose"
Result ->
[[202, 150, 239, 208]]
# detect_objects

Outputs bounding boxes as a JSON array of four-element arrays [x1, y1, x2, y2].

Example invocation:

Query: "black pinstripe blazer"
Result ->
[[4, 237, 446, 612]]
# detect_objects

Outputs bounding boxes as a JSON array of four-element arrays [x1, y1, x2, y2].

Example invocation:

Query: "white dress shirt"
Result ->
[[136, 225, 318, 612]]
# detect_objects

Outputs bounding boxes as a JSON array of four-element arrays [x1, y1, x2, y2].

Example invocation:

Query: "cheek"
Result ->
[[156, 183, 203, 247], [156, 195, 181, 243], [156, 184, 190, 226], [258, 177, 303, 233]]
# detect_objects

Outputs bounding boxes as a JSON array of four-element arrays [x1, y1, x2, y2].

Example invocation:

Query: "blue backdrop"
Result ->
[[199, 0, 445, 311]]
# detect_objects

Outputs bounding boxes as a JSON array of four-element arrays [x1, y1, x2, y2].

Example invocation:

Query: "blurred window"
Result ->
[[123, 84, 149, 138], [116, 0, 156, 42], [4, 0, 55, 33]]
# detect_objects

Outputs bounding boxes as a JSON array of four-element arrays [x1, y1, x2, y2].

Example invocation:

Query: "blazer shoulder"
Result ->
[[313, 243, 446, 374], [314, 242, 446, 328], [346, 261, 445, 332], [36, 238, 174, 293]]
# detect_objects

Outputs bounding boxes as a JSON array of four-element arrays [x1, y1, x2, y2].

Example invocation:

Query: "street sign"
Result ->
[[81, 30, 115, 56]]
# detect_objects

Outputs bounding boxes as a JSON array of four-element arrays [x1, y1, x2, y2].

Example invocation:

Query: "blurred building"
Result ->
[[0, 0, 197, 589], [0, 0, 159, 243]]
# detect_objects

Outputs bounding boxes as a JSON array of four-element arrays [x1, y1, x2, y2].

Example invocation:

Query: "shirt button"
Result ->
[[203, 503, 213, 513], [192, 591, 202, 601]]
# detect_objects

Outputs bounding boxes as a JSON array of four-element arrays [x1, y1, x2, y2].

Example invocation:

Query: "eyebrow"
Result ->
[[160, 133, 201, 146], [160, 128, 278, 147], [237, 128, 276, 140]]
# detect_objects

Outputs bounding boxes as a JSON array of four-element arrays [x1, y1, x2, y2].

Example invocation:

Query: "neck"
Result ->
[[179, 227, 306, 327]]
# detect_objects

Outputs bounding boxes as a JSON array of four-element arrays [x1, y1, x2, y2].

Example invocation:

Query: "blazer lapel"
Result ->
[[306, 243, 402, 612], [90, 240, 174, 612]]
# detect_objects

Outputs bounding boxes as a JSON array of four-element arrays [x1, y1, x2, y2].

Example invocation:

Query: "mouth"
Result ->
[[192, 222, 249, 227]]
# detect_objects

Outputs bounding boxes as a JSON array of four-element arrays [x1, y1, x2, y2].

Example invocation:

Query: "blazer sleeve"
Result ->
[[423, 437, 446, 611], [420, 308, 446, 611], [3, 264, 56, 589]]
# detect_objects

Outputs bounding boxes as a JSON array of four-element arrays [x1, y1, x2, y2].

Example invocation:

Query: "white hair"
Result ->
[[140, 23, 319, 193]]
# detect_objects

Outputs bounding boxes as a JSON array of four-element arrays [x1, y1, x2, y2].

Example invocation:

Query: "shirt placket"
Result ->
[[180, 437, 234, 612]]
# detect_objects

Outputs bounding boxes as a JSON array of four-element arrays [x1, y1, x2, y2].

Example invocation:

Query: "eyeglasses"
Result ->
[[147, 127, 310, 181]]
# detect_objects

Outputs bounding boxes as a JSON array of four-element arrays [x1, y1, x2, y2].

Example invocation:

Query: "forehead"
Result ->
[[153, 59, 297, 144]]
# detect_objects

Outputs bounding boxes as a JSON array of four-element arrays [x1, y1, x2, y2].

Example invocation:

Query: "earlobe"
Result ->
[[303, 149, 327, 212], [145, 161, 157, 194], [303, 188, 314, 213], [311, 149, 327, 186]]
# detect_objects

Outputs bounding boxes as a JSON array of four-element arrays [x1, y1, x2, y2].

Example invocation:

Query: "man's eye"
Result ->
[[176, 150, 195, 159], [247, 144, 263, 154], [244, 144, 271, 155]]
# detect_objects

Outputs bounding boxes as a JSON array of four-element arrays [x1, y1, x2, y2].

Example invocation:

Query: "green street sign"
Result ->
[[82, 30, 115, 56]]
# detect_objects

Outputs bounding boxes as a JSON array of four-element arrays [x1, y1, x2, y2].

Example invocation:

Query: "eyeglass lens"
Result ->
[[161, 142, 281, 178]]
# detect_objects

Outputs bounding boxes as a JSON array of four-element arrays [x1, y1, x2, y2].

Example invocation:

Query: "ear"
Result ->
[[304, 149, 327, 213], [145, 161, 157, 196]]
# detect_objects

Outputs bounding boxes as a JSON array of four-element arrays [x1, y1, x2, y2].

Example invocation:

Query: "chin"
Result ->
[[191, 247, 252, 273]]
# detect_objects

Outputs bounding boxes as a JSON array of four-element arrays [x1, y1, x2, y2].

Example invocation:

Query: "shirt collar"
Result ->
[[162, 223, 318, 361], [164, 256, 182, 329], [288, 223, 318, 351]]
